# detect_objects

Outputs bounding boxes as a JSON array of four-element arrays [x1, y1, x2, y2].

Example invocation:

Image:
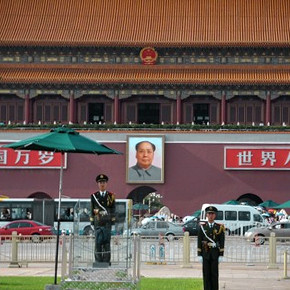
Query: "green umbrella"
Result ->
[[274, 200, 290, 209], [259, 200, 280, 208], [3, 126, 121, 284], [191, 209, 201, 217], [3, 126, 121, 154]]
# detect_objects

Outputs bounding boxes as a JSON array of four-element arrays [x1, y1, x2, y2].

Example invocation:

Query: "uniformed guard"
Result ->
[[197, 205, 225, 290], [90, 174, 116, 266]]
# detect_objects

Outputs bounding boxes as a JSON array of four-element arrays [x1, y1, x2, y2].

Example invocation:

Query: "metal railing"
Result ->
[[1, 232, 290, 269]]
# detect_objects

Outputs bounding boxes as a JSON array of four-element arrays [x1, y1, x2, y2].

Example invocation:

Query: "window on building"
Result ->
[[227, 95, 264, 125], [0, 95, 24, 124], [272, 95, 290, 125], [193, 103, 209, 124], [138, 103, 160, 124], [88, 103, 104, 123], [33, 95, 69, 124], [161, 104, 171, 124], [183, 96, 219, 124]]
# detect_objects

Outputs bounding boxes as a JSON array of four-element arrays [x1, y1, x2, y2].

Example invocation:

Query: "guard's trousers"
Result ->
[[202, 255, 219, 290], [94, 224, 112, 263]]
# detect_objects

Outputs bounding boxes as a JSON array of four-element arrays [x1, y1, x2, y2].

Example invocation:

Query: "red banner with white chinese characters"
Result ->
[[224, 146, 290, 170], [0, 146, 66, 169]]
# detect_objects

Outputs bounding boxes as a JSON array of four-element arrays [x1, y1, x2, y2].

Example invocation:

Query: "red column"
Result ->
[[221, 92, 226, 125], [266, 92, 271, 125], [69, 93, 75, 124], [176, 93, 181, 124], [114, 93, 119, 124], [24, 93, 30, 124]]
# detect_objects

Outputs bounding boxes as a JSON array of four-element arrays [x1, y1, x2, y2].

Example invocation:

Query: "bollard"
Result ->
[[267, 232, 278, 269], [9, 231, 20, 268], [182, 232, 192, 268]]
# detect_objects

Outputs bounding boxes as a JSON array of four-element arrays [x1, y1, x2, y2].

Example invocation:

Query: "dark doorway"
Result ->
[[237, 193, 263, 206], [138, 103, 160, 124], [28, 192, 52, 199], [193, 104, 209, 124], [127, 186, 157, 203], [88, 103, 104, 123]]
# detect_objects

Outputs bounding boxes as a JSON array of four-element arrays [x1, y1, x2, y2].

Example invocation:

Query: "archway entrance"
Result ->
[[27, 192, 52, 199], [127, 186, 157, 203], [237, 193, 263, 206]]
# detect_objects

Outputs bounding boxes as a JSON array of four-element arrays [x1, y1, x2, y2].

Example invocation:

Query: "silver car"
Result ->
[[244, 221, 290, 244], [130, 221, 184, 240]]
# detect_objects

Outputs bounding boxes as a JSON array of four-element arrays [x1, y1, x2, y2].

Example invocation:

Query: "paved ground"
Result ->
[[1, 262, 289, 289]]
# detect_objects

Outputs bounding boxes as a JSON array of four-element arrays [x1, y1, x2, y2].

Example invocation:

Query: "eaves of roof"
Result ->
[[0, 64, 290, 86]]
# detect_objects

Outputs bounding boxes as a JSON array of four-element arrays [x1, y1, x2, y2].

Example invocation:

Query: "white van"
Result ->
[[200, 203, 267, 235]]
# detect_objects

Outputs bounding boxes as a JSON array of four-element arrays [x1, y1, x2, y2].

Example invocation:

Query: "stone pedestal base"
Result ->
[[92, 261, 110, 268], [45, 285, 61, 290]]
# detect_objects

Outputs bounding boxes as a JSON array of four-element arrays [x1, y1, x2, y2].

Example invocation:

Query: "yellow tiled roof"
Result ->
[[0, 0, 289, 47], [1, 64, 289, 85]]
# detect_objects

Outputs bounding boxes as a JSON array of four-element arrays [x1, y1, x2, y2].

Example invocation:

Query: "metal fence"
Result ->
[[1, 233, 290, 271], [1, 234, 290, 265], [137, 235, 290, 265]]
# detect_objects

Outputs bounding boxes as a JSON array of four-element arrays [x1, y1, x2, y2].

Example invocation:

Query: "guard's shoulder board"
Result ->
[[216, 222, 225, 231], [108, 191, 115, 197]]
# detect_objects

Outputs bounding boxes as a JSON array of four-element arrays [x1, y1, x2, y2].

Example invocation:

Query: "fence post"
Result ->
[[68, 234, 73, 278], [136, 236, 141, 280], [267, 232, 278, 269], [9, 231, 20, 268], [246, 244, 254, 266], [283, 250, 289, 279], [133, 235, 140, 282], [61, 234, 67, 280], [182, 232, 192, 268]]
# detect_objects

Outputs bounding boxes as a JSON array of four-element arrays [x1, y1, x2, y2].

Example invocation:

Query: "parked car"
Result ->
[[244, 221, 290, 244], [129, 220, 184, 240], [183, 218, 199, 236], [0, 220, 56, 242]]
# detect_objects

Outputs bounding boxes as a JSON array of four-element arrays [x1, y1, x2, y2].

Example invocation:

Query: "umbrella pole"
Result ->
[[54, 152, 64, 285]]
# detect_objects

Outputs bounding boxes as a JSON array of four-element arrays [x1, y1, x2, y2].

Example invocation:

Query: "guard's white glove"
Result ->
[[218, 256, 223, 263], [198, 256, 203, 263]]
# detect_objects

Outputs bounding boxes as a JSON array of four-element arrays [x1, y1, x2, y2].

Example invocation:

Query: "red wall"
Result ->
[[1, 140, 289, 217]]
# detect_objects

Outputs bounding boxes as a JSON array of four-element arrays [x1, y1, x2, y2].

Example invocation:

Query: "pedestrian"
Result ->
[[90, 174, 116, 266], [197, 206, 225, 290]]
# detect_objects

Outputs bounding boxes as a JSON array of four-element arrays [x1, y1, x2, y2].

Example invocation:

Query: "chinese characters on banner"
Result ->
[[225, 147, 290, 170], [0, 147, 66, 169]]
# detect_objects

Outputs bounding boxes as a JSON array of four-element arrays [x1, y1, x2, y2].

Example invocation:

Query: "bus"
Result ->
[[200, 203, 267, 235], [0, 198, 132, 235]]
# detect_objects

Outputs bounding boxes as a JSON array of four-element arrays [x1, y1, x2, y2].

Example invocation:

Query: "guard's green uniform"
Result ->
[[91, 190, 115, 263], [197, 221, 225, 290]]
